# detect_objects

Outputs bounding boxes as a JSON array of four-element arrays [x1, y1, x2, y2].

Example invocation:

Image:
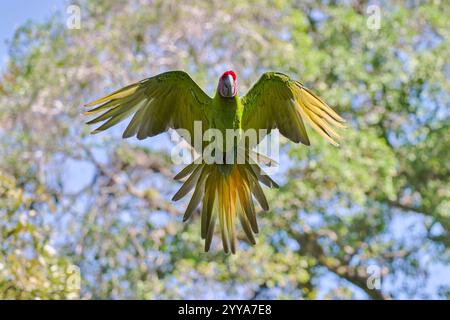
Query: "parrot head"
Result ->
[[218, 70, 237, 98]]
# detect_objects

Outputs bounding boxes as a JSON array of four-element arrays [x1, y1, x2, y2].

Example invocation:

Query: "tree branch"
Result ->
[[290, 229, 390, 300]]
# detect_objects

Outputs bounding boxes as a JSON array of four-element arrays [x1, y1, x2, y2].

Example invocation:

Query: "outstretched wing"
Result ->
[[85, 71, 211, 148], [241, 72, 346, 146]]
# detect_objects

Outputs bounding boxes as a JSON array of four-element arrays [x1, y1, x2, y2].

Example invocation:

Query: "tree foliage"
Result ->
[[0, 0, 448, 299]]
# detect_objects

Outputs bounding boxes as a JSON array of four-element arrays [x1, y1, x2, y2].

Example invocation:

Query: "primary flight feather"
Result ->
[[85, 70, 346, 254]]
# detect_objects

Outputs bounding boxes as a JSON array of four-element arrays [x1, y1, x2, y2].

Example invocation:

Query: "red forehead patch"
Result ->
[[222, 70, 236, 80]]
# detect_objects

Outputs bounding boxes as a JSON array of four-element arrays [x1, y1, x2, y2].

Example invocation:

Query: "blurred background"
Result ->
[[0, 0, 448, 299]]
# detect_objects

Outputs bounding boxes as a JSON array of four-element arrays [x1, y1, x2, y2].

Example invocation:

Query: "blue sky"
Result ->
[[0, 0, 65, 65]]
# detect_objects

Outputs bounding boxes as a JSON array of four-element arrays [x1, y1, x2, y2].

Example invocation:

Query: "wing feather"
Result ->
[[85, 71, 211, 150], [242, 72, 346, 146]]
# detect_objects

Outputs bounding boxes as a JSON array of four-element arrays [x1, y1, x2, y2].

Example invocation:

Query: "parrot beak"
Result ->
[[220, 74, 236, 98]]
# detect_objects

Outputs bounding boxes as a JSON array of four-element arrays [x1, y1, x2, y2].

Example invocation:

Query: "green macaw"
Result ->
[[85, 70, 345, 253]]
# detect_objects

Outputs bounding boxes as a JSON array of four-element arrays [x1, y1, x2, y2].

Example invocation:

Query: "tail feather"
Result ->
[[171, 165, 203, 201], [173, 160, 199, 180], [240, 165, 269, 211], [173, 161, 277, 254], [182, 166, 209, 222], [236, 175, 259, 234]]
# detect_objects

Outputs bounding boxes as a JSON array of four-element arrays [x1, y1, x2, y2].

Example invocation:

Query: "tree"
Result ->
[[0, 0, 448, 299]]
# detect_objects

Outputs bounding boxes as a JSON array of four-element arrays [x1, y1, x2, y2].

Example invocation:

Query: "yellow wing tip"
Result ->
[[84, 84, 140, 107], [84, 100, 102, 107], [90, 128, 102, 135], [83, 110, 98, 115], [331, 141, 340, 147]]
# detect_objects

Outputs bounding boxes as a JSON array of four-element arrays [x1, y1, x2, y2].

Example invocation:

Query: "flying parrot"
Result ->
[[85, 70, 345, 254]]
